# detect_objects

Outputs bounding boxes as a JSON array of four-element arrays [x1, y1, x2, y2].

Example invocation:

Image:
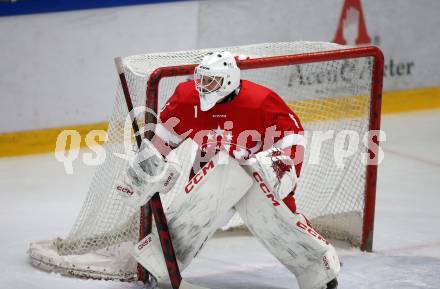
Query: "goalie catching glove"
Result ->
[[117, 138, 180, 208], [251, 147, 298, 200]]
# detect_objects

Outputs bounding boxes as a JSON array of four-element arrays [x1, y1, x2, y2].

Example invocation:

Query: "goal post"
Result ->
[[29, 41, 384, 281], [145, 45, 383, 252]]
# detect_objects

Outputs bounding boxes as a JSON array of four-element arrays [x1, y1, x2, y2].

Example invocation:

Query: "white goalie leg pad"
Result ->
[[236, 165, 340, 289], [166, 150, 253, 269], [133, 150, 253, 281]]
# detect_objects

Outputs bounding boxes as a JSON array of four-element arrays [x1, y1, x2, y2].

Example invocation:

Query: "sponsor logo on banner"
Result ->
[[333, 0, 371, 45], [288, 0, 415, 89], [332, 0, 415, 80]]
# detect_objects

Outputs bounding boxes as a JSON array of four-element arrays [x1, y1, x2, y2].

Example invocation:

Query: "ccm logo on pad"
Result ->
[[296, 220, 329, 245], [137, 236, 153, 250], [185, 160, 215, 193], [252, 172, 280, 207], [117, 185, 133, 196], [164, 172, 174, 187]]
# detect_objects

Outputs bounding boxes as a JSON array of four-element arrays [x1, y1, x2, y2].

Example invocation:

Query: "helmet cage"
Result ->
[[194, 68, 225, 94]]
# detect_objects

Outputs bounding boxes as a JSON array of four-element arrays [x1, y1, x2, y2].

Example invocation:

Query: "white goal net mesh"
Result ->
[[29, 41, 380, 281]]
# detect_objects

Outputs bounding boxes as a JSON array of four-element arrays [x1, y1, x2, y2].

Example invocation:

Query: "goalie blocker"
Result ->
[[132, 144, 340, 289]]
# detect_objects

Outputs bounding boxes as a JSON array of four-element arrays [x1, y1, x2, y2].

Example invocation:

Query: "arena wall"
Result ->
[[1, 0, 439, 156]]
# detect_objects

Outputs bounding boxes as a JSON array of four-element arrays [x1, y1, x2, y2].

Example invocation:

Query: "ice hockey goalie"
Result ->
[[118, 51, 340, 289]]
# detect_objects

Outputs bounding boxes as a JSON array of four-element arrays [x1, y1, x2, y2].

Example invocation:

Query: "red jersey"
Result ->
[[157, 80, 304, 176]]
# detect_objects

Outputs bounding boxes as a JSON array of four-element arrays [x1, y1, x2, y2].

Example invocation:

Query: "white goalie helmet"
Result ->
[[194, 50, 241, 111]]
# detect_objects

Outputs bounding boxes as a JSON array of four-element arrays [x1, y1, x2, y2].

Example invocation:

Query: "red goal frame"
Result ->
[[139, 46, 384, 273]]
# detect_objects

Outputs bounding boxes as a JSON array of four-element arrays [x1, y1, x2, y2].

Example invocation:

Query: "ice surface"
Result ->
[[1, 110, 440, 289]]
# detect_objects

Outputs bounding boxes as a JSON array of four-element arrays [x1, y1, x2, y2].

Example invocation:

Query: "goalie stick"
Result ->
[[115, 58, 210, 289]]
